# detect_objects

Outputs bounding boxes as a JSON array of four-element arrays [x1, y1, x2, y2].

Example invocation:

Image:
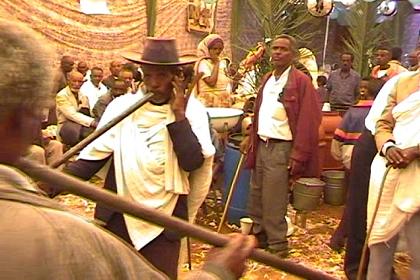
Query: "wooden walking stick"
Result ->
[[50, 92, 154, 169], [216, 152, 245, 233], [186, 236, 192, 270], [356, 166, 392, 280], [16, 158, 337, 280]]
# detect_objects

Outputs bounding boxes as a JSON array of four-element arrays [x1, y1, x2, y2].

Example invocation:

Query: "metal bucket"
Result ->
[[322, 170, 346, 206], [292, 178, 325, 211], [324, 184, 346, 206], [228, 133, 244, 147], [322, 170, 345, 185]]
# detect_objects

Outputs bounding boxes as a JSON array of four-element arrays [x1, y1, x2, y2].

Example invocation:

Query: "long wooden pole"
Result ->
[[50, 92, 154, 169], [322, 15, 331, 69], [217, 153, 245, 233], [16, 158, 337, 280]]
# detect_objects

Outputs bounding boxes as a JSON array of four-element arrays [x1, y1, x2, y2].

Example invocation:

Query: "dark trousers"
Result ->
[[344, 129, 377, 280], [90, 159, 187, 279], [59, 121, 93, 147], [248, 140, 292, 251], [105, 212, 182, 280], [329, 169, 351, 247]]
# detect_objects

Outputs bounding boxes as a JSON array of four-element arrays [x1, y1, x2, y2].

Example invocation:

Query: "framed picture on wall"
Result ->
[[186, 0, 217, 34]]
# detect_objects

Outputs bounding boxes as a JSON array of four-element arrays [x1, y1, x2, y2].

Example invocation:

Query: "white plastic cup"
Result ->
[[286, 216, 295, 236], [240, 217, 253, 235], [322, 102, 331, 112]]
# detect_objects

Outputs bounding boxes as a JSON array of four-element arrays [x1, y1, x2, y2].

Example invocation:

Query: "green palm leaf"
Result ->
[[247, 0, 313, 40], [146, 0, 157, 36], [342, 1, 388, 76]]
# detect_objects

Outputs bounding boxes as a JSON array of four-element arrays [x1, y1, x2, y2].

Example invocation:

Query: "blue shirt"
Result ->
[[327, 69, 361, 106]]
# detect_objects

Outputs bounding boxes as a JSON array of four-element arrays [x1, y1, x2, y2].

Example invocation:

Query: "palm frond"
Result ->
[[231, 0, 318, 94], [342, 1, 389, 76], [145, 0, 157, 36], [247, 0, 313, 39]]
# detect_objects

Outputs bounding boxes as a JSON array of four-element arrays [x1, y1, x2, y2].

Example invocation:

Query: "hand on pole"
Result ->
[[204, 233, 256, 279]]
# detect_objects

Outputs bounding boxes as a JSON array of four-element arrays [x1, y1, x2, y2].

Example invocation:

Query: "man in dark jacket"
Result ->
[[241, 34, 321, 257], [102, 60, 122, 89], [92, 78, 128, 121]]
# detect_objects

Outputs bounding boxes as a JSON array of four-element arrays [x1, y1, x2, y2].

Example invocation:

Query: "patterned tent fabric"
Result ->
[[0, 0, 231, 71], [0, 0, 146, 51], [0, 0, 145, 70]]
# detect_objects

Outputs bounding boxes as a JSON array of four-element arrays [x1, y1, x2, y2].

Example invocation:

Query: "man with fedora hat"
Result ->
[[0, 19, 256, 279], [65, 37, 216, 278]]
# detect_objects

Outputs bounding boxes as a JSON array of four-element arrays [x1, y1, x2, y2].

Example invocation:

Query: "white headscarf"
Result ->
[[196, 34, 224, 58]]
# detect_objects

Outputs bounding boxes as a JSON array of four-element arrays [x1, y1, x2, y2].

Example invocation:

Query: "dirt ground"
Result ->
[[56, 177, 410, 280], [183, 192, 347, 280]]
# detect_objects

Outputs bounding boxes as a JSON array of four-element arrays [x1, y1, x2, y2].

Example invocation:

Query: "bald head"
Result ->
[[67, 71, 84, 93], [61, 55, 75, 73], [77, 61, 89, 76]]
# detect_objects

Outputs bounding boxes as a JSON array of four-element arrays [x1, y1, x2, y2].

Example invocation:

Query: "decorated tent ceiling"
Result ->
[[0, 0, 147, 52], [0, 0, 147, 69], [0, 0, 232, 70]]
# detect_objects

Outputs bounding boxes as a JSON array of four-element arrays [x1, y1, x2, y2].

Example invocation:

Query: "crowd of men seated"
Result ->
[[29, 56, 143, 166]]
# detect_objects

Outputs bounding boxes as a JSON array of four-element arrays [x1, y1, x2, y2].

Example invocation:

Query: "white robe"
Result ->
[[79, 91, 214, 250], [368, 90, 420, 245]]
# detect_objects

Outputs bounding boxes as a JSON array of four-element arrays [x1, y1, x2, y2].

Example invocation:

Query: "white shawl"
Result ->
[[368, 90, 420, 245], [79, 92, 214, 249]]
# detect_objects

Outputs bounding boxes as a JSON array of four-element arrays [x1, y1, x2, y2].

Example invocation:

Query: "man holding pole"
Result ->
[[65, 38, 216, 278]]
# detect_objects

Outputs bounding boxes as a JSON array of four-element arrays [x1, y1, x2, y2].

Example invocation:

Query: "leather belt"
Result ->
[[259, 137, 291, 144]]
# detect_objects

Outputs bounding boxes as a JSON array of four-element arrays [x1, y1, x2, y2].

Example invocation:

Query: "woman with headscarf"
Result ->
[[195, 34, 233, 107]]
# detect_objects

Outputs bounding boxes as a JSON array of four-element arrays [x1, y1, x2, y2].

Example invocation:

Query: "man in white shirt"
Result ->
[[241, 34, 321, 257], [79, 67, 107, 116], [65, 38, 220, 279]]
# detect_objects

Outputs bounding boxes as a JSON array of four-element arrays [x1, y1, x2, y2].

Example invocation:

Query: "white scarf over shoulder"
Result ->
[[368, 90, 420, 245], [79, 92, 214, 249]]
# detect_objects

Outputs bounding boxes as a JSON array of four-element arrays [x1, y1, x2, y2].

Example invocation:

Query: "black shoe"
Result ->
[[328, 235, 345, 252], [253, 232, 268, 249]]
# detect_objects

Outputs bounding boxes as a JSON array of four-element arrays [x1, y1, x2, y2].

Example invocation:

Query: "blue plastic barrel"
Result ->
[[223, 142, 251, 225]]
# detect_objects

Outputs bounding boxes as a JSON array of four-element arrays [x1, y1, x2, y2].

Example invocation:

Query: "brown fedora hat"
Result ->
[[121, 37, 196, 66]]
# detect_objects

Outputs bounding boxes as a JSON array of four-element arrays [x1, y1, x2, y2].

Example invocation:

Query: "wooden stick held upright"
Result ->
[[356, 166, 392, 280], [50, 92, 154, 169], [217, 153, 245, 233], [17, 159, 337, 280]]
